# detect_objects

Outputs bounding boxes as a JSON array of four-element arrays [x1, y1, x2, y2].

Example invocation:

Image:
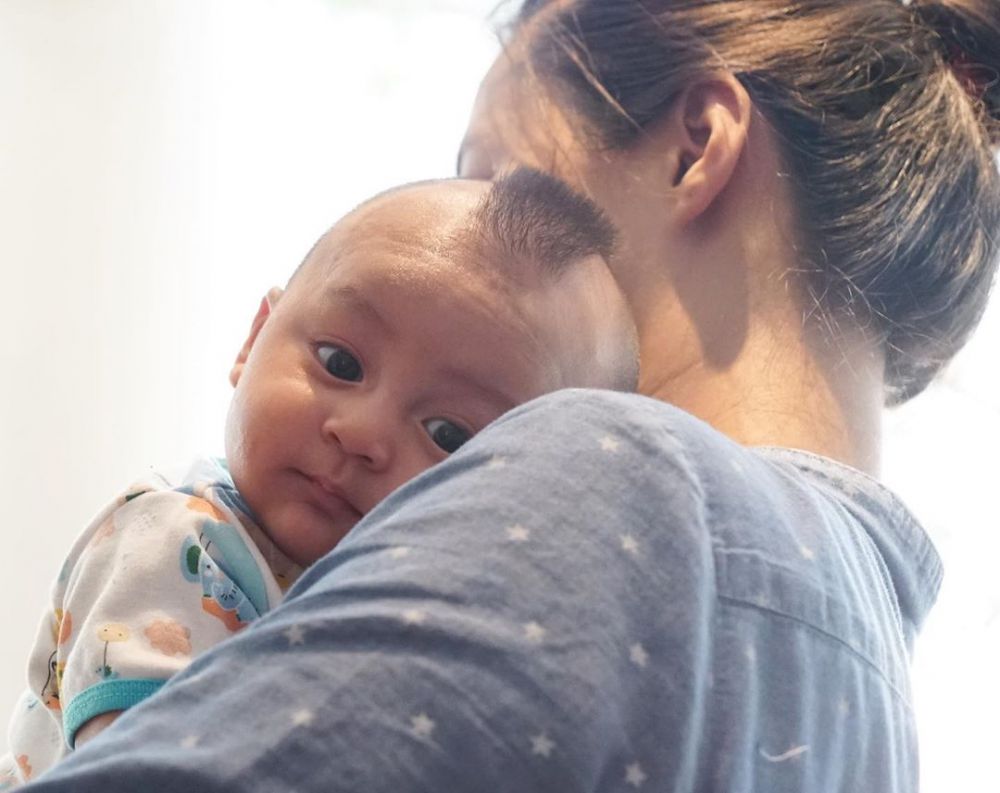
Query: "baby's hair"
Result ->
[[464, 167, 639, 392], [293, 169, 618, 286], [468, 166, 618, 276]]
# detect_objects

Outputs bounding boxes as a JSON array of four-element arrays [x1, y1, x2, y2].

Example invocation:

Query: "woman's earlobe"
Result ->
[[229, 289, 282, 387]]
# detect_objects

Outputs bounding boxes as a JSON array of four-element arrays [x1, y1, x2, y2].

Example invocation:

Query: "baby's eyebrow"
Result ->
[[324, 284, 391, 335], [437, 363, 520, 414]]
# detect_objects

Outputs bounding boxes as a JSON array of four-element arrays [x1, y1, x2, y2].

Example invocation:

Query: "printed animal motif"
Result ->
[[183, 498, 270, 615], [40, 652, 65, 712], [40, 609, 72, 710], [180, 535, 259, 632]]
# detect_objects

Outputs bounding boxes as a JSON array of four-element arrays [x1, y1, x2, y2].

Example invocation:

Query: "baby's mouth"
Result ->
[[302, 472, 364, 519]]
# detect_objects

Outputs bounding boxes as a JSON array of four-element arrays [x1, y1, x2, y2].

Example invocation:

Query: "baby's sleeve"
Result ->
[[1, 689, 65, 788], [27, 487, 269, 751]]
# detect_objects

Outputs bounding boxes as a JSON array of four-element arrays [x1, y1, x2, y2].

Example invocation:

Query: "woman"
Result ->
[[21, 1, 1000, 791], [459, 0, 1000, 467]]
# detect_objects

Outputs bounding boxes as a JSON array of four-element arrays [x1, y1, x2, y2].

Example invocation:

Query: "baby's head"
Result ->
[[225, 168, 638, 566]]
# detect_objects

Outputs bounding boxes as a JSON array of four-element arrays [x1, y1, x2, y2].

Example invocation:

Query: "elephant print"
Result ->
[[180, 536, 260, 632]]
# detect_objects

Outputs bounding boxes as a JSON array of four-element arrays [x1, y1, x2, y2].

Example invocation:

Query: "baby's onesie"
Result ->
[[0, 457, 301, 788]]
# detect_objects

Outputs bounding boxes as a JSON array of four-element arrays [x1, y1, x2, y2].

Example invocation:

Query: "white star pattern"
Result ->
[[506, 524, 530, 542], [629, 642, 649, 668], [600, 435, 621, 453], [531, 733, 556, 757], [625, 762, 648, 787], [284, 624, 306, 646], [620, 534, 640, 555], [487, 455, 507, 469], [759, 744, 810, 763], [838, 698, 851, 717], [745, 644, 757, 665], [402, 609, 427, 625], [799, 545, 816, 560], [388, 547, 411, 559], [523, 622, 547, 642], [180, 734, 199, 749], [410, 713, 435, 738], [291, 709, 315, 727]]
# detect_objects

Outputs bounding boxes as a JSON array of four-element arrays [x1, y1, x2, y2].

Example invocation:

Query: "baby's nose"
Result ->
[[322, 408, 393, 472]]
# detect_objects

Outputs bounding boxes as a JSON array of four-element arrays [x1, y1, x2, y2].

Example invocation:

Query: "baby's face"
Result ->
[[225, 182, 630, 566]]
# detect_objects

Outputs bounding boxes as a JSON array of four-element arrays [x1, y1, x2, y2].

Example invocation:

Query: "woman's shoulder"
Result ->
[[489, 387, 767, 495], [492, 388, 731, 464], [498, 389, 927, 537], [489, 388, 938, 680], [488, 388, 940, 635]]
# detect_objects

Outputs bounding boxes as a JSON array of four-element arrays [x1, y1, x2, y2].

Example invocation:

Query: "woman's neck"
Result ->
[[587, 105, 886, 474], [632, 277, 885, 475]]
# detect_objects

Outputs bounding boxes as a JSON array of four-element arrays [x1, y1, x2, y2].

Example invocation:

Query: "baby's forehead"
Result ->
[[337, 180, 489, 248], [289, 172, 637, 393], [305, 181, 525, 289]]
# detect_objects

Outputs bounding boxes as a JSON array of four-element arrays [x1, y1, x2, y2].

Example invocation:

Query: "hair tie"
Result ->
[[947, 46, 993, 104]]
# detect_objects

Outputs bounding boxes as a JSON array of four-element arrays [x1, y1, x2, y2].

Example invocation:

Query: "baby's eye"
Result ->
[[317, 344, 363, 382], [423, 418, 471, 454]]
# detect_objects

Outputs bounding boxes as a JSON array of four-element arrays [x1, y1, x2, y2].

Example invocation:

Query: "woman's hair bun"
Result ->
[[913, 0, 1000, 139]]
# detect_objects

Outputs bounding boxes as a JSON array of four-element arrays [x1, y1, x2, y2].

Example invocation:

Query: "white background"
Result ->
[[0, 2, 997, 790]]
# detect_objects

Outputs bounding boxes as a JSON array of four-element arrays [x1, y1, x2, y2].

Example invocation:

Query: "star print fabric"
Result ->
[[19, 390, 940, 792]]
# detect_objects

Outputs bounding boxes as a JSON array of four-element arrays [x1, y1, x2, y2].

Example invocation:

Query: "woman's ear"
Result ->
[[668, 73, 752, 226], [229, 287, 283, 387]]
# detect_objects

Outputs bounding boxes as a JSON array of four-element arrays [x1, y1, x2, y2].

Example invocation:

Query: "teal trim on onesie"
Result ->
[[64, 679, 165, 749]]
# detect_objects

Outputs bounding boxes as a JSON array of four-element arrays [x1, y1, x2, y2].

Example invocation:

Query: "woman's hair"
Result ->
[[509, 0, 1000, 404]]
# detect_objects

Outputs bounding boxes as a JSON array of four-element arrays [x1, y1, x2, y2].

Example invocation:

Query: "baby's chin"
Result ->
[[264, 501, 362, 568]]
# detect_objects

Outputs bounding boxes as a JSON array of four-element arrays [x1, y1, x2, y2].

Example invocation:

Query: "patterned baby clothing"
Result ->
[[0, 457, 300, 788]]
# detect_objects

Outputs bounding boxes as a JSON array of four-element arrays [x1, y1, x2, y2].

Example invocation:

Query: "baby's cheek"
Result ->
[[384, 452, 440, 502]]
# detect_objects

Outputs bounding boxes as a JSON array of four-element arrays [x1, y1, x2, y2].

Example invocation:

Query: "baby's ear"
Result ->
[[229, 288, 283, 387]]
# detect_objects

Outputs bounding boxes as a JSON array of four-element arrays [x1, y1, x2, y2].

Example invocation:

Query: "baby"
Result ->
[[0, 168, 638, 786]]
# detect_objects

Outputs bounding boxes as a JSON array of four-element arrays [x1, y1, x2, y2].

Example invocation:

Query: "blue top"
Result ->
[[22, 390, 939, 792]]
